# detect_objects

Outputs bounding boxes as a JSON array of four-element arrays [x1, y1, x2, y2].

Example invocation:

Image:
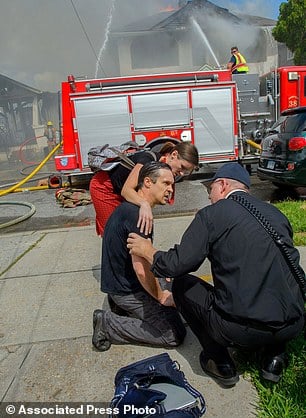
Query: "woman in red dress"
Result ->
[[89, 142, 199, 236]]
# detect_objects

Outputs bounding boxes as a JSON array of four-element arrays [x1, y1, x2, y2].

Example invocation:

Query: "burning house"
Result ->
[[105, 0, 290, 78], [0, 74, 58, 162]]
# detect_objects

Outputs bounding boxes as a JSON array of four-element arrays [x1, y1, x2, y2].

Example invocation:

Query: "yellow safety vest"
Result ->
[[232, 52, 249, 73]]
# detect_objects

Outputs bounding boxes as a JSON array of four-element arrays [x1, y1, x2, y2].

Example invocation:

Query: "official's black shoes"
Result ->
[[261, 353, 289, 383], [199, 351, 239, 387], [92, 309, 111, 352]]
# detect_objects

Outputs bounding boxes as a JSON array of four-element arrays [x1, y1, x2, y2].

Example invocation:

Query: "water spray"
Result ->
[[95, 0, 116, 78], [190, 17, 221, 69]]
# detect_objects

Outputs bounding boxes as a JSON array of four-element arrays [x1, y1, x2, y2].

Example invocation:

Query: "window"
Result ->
[[281, 113, 306, 133], [131, 34, 179, 69], [132, 91, 189, 129]]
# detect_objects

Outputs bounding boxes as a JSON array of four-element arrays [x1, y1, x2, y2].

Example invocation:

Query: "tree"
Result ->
[[272, 0, 306, 65]]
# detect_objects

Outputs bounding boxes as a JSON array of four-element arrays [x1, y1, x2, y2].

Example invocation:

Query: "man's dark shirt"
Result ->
[[230, 54, 238, 73], [151, 192, 304, 325], [109, 151, 157, 195], [101, 201, 152, 295]]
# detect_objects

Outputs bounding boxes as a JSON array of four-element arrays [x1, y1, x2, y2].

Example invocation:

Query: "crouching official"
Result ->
[[127, 163, 305, 386]]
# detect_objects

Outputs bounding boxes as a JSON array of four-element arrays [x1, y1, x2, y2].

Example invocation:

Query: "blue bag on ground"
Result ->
[[110, 352, 206, 417]]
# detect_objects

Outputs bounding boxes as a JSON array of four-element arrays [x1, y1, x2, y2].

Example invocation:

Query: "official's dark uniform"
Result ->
[[150, 191, 304, 357]]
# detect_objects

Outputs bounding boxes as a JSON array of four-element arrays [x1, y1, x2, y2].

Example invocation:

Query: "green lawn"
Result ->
[[246, 199, 306, 417], [274, 200, 306, 246], [245, 334, 306, 418]]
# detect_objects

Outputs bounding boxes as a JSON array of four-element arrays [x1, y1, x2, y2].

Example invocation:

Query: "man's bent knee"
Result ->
[[163, 325, 186, 347]]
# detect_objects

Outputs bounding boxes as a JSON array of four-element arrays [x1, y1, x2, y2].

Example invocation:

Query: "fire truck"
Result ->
[[55, 65, 306, 175]]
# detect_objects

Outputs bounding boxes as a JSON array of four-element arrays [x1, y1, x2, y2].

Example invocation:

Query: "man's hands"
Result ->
[[131, 254, 175, 308], [127, 233, 156, 264], [159, 290, 175, 307], [137, 201, 153, 235]]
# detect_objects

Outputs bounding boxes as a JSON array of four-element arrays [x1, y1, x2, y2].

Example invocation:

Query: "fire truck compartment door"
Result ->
[[131, 91, 189, 129], [73, 96, 131, 167], [192, 88, 235, 155]]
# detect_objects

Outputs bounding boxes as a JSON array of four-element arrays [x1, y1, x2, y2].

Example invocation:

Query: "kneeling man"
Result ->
[[92, 162, 186, 351]]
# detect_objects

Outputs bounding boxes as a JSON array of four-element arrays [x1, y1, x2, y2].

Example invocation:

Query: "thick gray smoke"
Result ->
[[0, 0, 275, 92], [0, 0, 171, 92]]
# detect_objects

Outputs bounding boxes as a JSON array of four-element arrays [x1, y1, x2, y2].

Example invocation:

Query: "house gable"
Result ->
[[109, 0, 280, 76]]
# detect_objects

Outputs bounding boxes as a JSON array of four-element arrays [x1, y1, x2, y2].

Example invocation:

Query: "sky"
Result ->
[[0, 0, 286, 93], [212, 0, 284, 20]]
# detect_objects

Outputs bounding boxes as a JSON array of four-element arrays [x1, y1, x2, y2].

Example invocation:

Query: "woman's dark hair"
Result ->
[[136, 161, 172, 191], [159, 141, 199, 168]]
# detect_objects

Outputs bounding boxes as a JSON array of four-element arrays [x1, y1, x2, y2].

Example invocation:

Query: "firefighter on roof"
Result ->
[[227, 46, 249, 74]]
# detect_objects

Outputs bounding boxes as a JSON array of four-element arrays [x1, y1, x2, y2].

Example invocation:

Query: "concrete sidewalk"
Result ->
[[1, 217, 304, 417]]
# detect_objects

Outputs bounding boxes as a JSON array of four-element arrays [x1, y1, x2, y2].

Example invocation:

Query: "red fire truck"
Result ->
[[261, 65, 306, 114], [55, 65, 306, 175]]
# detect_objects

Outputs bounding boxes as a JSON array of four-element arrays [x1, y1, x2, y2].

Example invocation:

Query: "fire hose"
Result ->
[[0, 143, 62, 229], [0, 142, 61, 197], [245, 138, 261, 151], [0, 201, 36, 230]]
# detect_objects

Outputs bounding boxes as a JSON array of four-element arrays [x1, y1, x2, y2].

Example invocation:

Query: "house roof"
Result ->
[[117, 11, 175, 32], [117, 0, 243, 33], [152, 0, 242, 29], [235, 13, 276, 27], [0, 73, 41, 102], [115, 0, 275, 34]]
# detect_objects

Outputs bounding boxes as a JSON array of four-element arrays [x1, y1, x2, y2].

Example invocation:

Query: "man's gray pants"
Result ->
[[102, 291, 186, 347]]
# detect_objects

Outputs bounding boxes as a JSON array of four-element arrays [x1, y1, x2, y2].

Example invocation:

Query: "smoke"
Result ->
[[0, 0, 168, 92], [0, 0, 276, 93], [189, 7, 263, 68]]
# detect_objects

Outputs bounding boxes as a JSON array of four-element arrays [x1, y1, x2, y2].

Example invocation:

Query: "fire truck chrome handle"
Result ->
[[85, 74, 218, 91]]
